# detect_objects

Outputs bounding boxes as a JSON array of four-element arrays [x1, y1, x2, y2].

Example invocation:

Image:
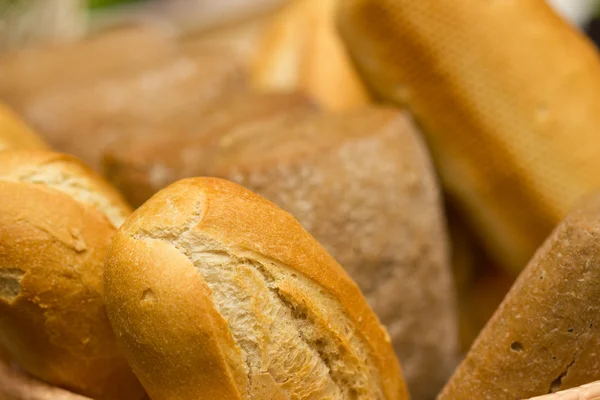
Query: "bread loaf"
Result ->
[[104, 107, 457, 399], [0, 25, 178, 103], [439, 193, 600, 399], [104, 91, 318, 206], [0, 103, 47, 151], [337, 0, 600, 275], [14, 50, 245, 170], [104, 177, 407, 400], [0, 155, 142, 399]]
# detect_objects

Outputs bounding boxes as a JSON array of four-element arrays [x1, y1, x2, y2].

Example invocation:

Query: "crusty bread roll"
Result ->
[[527, 380, 600, 399], [104, 177, 408, 400], [337, 0, 600, 276], [104, 91, 318, 206], [439, 193, 600, 399], [0, 181, 143, 400], [0, 25, 178, 103], [0, 103, 48, 151], [104, 106, 457, 399], [0, 150, 131, 228], [14, 50, 245, 170]]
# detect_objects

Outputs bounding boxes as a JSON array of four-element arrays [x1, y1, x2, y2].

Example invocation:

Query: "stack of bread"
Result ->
[[2, 0, 600, 399]]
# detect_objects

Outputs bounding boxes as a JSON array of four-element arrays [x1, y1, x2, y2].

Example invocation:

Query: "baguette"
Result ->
[[0, 103, 47, 151], [104, 177, 407, 400], [337, 0, 600, 275], [0, 181, 143, 400], [439, 193, 600, 399], [0, 153, 140, 398]]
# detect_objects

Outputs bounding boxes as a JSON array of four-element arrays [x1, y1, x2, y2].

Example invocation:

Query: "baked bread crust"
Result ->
[[105, 177, 408, 400]]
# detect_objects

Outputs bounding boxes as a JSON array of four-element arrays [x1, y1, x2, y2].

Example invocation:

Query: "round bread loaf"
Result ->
[[104, 177, 407, 400], [0, 103, 47, 151], [0, 155, 142, 399]]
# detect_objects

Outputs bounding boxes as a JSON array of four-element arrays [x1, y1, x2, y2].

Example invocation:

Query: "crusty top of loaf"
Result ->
[[0, 150, 131, 227], [0, 103, 48, 151], [105, 177, 407, 400]]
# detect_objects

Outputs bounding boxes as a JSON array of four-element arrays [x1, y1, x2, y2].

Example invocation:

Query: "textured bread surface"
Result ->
[[0, 150, 131, 228], [0, 25, 178, 103], [439, 193, 600, 399], [15, 50, 245, 170], [337, 0, 600, 275], [105, 106, 457, 398], [105, 177, 407, 400], [527, 381, 600, 399], [0, 181, 143, 400], [104, 91, 318, 206], [0, 103, 48, 151]]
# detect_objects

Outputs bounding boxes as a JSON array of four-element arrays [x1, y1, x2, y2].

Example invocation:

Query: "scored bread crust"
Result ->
[[105, 177, 407, 400], [0, 150, 131, 228], [0, 103, 48, 151], [0, 181, 144, 400]]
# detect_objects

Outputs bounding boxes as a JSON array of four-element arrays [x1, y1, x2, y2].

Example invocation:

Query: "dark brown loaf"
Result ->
[[104, 106, 457, 399], [439, 193, 600, 399], [104, 177, 408, 400]]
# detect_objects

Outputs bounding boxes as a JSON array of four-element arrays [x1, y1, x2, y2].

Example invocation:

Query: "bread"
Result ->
[[14, 50, 245, 170], [0, 150, 131, 228], [527, 381, 600, 400], [104, 107, 457, 399], [337, 0, 600, 275], [104, 91, 318, 206], [0, 103, 48, 151], [252, 0, 369, 110], [0, 25, 178, 103], [0, 181, 142, 400], [0, 154, 140, 398], [104, 177, 407, 400], [439, 193, 600, 399]]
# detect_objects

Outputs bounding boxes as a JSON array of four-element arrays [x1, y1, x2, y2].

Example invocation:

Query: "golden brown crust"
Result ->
[[0, 150, 131, 228], [439, 193, 600, 399], [105, 177, 407, 399], [0, 103, 48, 151], [337, 0, 600, 275], [0, 182, 143, 400]]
